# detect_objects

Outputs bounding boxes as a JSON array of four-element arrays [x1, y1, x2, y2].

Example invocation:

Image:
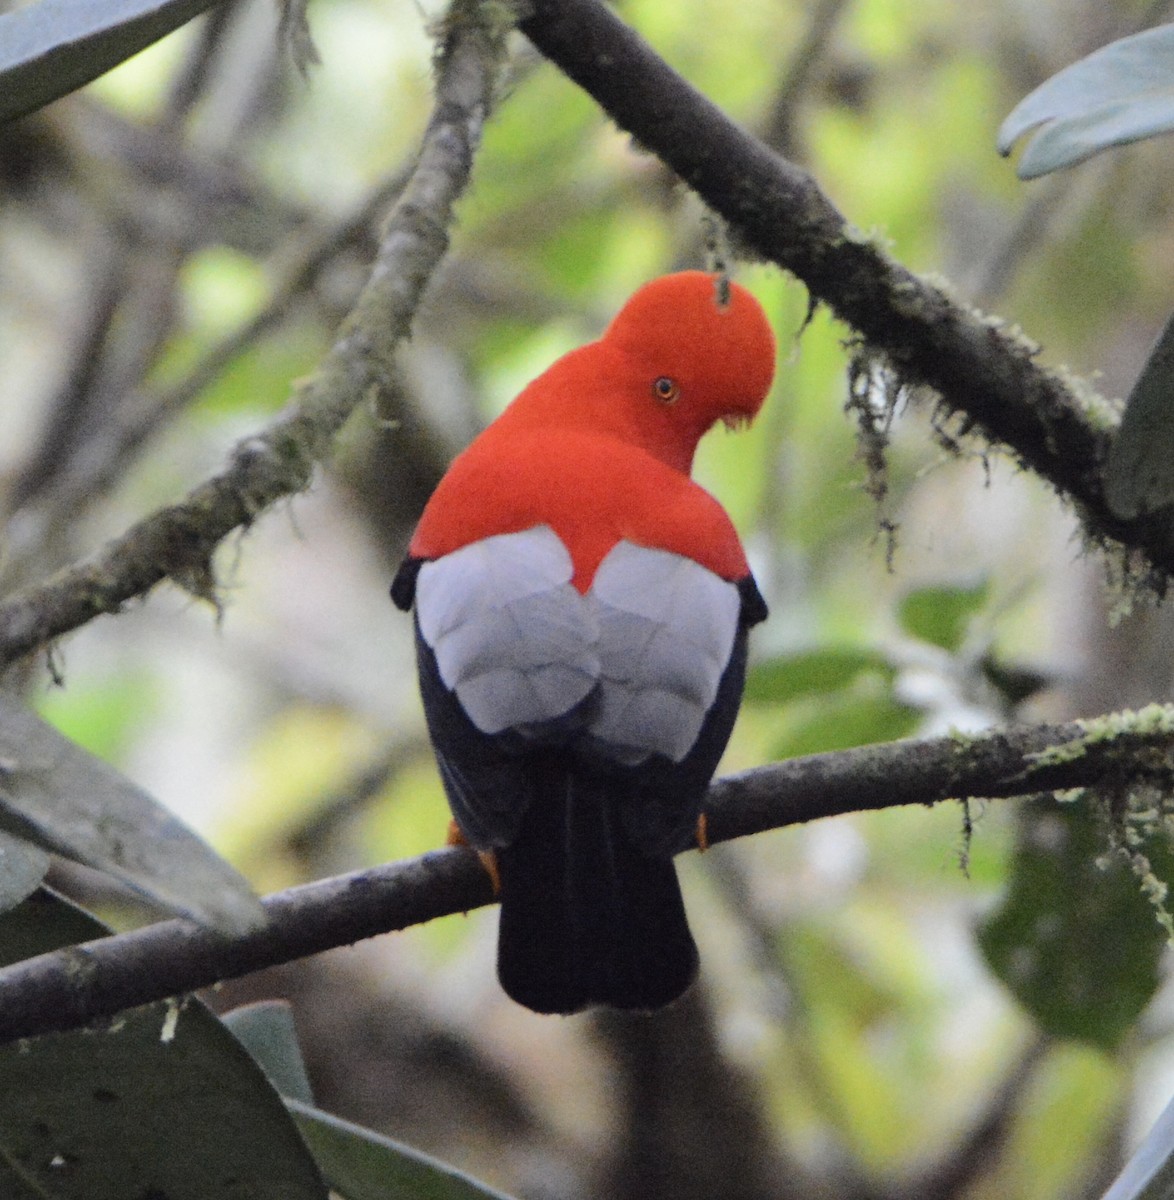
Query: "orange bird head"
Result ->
[[605, 271, 775, 423], [600, 270, 776, 469], [497, 271, 777, 475]]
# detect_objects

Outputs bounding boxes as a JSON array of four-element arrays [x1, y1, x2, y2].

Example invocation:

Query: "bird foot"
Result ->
[[695, 811, 709, 852], [446, 820, 501, 894]]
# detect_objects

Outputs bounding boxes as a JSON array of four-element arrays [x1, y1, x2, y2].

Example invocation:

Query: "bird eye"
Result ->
[[653, 377, 679, 404]]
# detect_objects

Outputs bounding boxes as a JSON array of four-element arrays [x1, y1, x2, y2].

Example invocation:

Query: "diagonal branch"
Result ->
[[0, 708, 1169, 1043], [517, 0, 1174, 581], [1, 166, 414, 592], [0, 1, 508, 672]]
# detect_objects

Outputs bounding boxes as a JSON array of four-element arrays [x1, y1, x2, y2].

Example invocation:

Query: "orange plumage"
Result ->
[[394, 271, 775, 1012], [410, 271, 775, 589]]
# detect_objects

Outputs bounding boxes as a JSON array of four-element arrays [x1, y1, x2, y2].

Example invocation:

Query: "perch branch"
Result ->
[[0, 709, 1170, 1043]]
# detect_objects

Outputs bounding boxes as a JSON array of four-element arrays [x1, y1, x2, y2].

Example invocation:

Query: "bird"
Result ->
[[391, 270, 775, 1014]]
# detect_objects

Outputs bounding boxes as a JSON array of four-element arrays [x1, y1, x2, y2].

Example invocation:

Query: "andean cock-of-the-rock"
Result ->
[[392, 270, 776, 1014]]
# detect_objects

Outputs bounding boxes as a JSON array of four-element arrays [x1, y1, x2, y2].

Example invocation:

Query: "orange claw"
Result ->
[[446, 820, 501, 894], [696, 811, 709, 852], [477, 849, 502, 896]]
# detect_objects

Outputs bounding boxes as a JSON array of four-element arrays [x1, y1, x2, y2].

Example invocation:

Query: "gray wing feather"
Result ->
[[416, 531, 740, 760], [589, 542, 740, 764], [415, 527, 600, 735]]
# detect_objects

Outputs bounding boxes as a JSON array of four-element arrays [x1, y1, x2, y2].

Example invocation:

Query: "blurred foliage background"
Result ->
[[5, 0, 1174, 1196]]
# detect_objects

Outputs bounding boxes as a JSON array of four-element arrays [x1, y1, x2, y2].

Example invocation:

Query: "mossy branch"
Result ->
[[0, 2, 508, 671], [1, 707, 1173, 1043], [706, 703, 1174, 843], [517, 0, 1174, 583]]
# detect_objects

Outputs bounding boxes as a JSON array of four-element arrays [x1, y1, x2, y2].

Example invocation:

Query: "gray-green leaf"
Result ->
[[0, 0, 224, 125], [223, 1000, 518, 1200], [1100, 1088, 1174, 1200], [0, 828, 50, 914], [288, 1099, 519, 1200], [222, 1001, 316, 1106], [0, 694, 264, 934], [998, 25, 1174, 178]]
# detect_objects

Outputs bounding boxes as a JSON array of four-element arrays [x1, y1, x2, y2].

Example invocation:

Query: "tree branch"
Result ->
[[0, 166, 415, 596], [0, 2, 507, 671], [516, 0, 1174, 581], [0, 708, 1170, 1043], [705, 707, 1174, 842]]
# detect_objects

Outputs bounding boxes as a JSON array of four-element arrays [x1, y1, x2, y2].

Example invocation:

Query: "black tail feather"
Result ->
[[495, 764, 699, 1015]]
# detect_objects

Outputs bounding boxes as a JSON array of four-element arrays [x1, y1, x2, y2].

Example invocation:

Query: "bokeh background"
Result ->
[[4, 0, 1174, 1196]]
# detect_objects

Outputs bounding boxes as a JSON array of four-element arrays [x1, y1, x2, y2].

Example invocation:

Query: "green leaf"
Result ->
[[0, 886, 102, 963], [223, 1001, 519, 1199], [898, 580, 989, 652], [288, 1098, 518, 1200], [998, 25, 1174, 178], [0, 0, 223, 125], [222, 1001, 316, 1106], [747, 646, 918, 758], [0, 695, 264, 935], [978, 798, 1165, 1050], [1101, 1088, 1174, 1200], [0, 889, 327, 1200], [1105, 308, 1174, 519], [0, 829, 49, 914], [768, 693, 921, 760], [979, 655, 1055, 707], [37, 669, 161, 764], [745, 646, 895, 705]]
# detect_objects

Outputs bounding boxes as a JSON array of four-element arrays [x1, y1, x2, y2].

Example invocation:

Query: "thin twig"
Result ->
[[896, 1036, 1050, 1200], [1, 167, 412, 591], [762, 0, 853, 158]]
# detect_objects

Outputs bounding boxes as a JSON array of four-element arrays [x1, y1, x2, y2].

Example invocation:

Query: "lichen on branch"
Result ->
[[0, 0, 511, 672]]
